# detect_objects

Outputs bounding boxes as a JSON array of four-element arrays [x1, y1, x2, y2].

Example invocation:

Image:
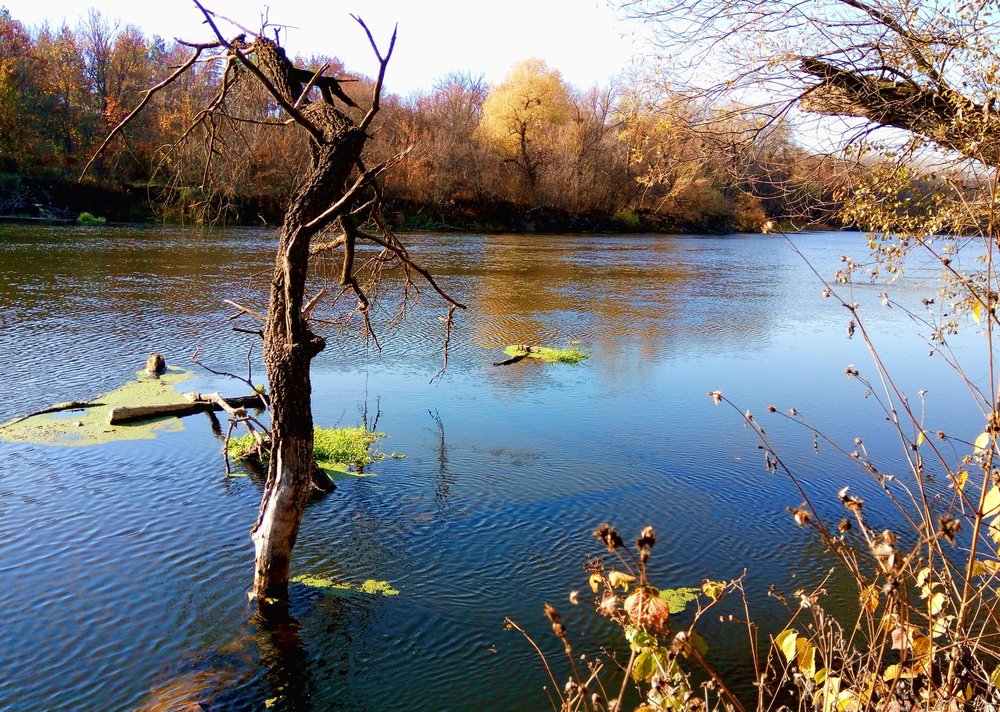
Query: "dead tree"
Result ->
[[86, 3, 464, 603]]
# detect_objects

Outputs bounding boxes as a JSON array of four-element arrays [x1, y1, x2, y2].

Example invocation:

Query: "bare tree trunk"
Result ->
[[244, 35, 368, 601]]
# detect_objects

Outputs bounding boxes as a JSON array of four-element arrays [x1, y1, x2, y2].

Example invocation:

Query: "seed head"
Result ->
[[594, 523, 624, 551], [636, 526, 656, 550], [544, 603, 567, 639], [788, 506, 810, 527], [938, 516, 961, 544]]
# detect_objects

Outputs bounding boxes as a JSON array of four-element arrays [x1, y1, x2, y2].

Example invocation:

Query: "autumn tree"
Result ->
[[0, 9, 34, 169], [620, 0, 1000, 225], [88, 4, 463, 603], [543, 83, 635, 214], [32, 22, 91, 170], [392, 71, 490, 205], [478, 58, 574, 199]]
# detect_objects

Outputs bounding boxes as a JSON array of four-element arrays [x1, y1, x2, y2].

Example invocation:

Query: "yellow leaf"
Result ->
[[821, 676, 842, 712], [932, 615, 954, 639], [985, 486, 1000, 517], [929, 592, 946, 616], [977, 559, 1000, 575], [989, 517, 1000, 544], [883, 664, 916, 681], [588, 573, 602, 593], [776, 629, 798, 664], [975, 431, 991, 454], [701, 580, 726, 601], [608, 571, 636, 590], [916, 430, 926, 447], [912, 635, 932, 659], [972, 299, 984, 325], [836, 690, 858, 712], [796, 638, 816, 678], [859, 584, 879, 615]]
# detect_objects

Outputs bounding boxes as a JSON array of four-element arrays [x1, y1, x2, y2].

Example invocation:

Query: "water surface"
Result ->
[[0, 226, 984, 710]]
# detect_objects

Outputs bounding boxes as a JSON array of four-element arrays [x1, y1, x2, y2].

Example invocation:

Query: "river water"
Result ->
[[0, 226, 987, 710]]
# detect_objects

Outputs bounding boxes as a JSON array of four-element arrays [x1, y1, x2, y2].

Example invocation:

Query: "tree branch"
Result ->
[[352, 16, 397, 132], [191, 0, 324, 143]]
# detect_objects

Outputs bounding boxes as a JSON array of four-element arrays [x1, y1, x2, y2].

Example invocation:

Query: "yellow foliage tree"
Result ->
[[477, 58, 573, 194]]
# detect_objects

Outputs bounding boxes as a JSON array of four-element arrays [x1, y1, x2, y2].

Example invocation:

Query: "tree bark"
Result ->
[[248, 36, 366, 602], [799, 57, 1000, 166]]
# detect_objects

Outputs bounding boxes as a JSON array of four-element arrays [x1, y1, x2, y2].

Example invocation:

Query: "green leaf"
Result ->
[[657, 586, 700, 615], [689, 632, 709, 657], [701, 580, 726, 601], [631, 651, 657, 682], [627, 627, 657, 652]]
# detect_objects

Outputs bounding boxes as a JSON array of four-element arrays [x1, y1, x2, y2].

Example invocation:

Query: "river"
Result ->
[[0, 226, 985, 710]]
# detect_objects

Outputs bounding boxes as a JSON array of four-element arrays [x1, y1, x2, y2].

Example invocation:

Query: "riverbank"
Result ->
[[0, 173, 832, 234]]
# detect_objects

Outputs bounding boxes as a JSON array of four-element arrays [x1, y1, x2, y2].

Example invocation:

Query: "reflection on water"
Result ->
[[0, 225, 985, 710]]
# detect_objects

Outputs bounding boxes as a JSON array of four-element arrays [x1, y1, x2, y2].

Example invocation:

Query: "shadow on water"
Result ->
[[135, 596, 326, 712]]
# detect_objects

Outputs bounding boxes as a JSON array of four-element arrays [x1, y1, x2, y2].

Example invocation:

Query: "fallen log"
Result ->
[[493, 345, 535, 366], [1, 400, 103, 428], [107, 393, 265, 425]]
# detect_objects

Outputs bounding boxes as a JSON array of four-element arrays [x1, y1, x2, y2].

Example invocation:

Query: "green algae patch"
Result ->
[[358, 579, 400, 596], [0, 368, 193, 446], [291, 574, 399, 597], [657, 586, 701, 616], [503, 344, 589, 364], [228, 426, 385, 481], [314, 426, 384, 468]]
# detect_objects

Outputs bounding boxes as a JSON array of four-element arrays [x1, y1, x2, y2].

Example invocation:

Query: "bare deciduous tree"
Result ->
[[86, 3, 464, 604]]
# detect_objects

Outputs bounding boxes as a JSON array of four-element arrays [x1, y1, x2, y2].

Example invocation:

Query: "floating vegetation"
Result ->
[[502, 344, 590, 364], [314, 426, 384, 469], [291, 574, 399, 597], [227, 426, 385, 481], [657, 586, 701, 615], [76, 211, 107, 225], [0, 368, 192, 446]]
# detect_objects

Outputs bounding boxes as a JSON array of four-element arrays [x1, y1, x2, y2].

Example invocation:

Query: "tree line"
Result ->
[[0, 6, 873, 231]]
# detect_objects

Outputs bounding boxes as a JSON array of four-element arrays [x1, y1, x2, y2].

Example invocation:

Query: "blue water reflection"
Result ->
[[0, 226, 986, 710]]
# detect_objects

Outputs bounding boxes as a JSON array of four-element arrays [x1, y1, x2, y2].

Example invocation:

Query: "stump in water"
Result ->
[[145, 353, 166, 377]]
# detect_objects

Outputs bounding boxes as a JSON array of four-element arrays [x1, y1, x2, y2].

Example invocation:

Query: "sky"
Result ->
[[1, 0, 645, 96]]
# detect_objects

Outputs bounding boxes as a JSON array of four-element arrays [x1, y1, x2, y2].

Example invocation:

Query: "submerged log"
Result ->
[[107, 393, 265, 425], [1, 400, 102, 428], [493, 345, 535, 366]]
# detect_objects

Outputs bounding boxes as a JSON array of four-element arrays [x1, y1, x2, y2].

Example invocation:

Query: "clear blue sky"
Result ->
[[2, 0, 643, 95]]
